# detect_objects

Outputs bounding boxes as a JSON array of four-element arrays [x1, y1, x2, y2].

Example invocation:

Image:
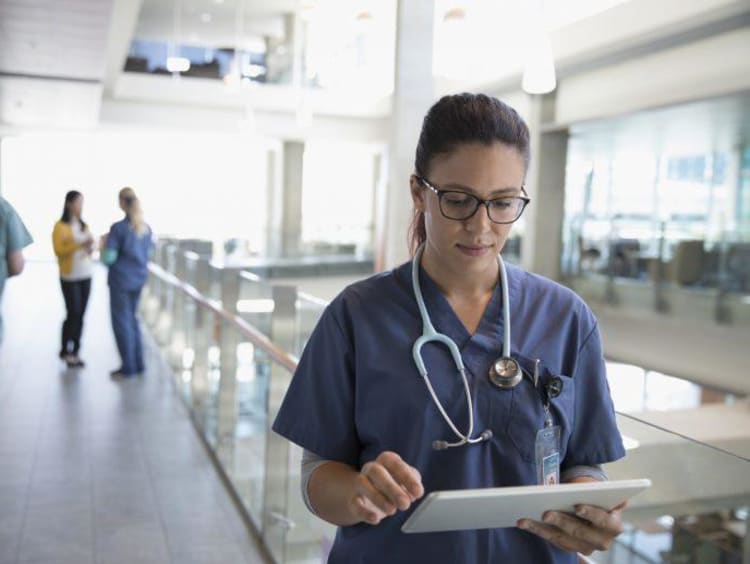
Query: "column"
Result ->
[[378, 0, 435, 270], [521, 93, 569, 281], [281, 140, 304, 257], [264, 147, 282, 257]]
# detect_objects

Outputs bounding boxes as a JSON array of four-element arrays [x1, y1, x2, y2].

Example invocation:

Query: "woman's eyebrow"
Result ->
[[441, 184, 523, 197]]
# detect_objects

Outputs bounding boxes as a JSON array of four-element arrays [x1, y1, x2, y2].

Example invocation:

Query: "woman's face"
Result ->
[[410, 142, 526, 279], [70, 195, 83, 217]]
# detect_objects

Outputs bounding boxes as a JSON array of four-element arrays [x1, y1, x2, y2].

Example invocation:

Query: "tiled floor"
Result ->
[[0, 262, 270, 564]]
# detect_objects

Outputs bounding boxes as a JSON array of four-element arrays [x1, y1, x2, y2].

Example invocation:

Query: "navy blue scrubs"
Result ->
[[106, 218, 152, 375], [273, 261, 625, 563]]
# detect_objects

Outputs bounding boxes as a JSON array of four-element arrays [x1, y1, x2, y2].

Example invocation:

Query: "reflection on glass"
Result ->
[[598, 413, 750, 564], [564, 96, 750, 296]]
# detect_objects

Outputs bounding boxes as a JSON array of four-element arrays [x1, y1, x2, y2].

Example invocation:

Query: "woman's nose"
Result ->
[[465, 203, 492, 231]]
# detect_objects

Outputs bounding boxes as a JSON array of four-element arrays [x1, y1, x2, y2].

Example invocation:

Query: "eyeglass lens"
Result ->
[[440, 191, 525, 223]]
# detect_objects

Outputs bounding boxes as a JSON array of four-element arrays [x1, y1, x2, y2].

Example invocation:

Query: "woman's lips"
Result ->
[[456, 244, 491, 257]]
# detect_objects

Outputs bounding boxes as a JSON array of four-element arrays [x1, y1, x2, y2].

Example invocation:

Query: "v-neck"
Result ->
[[417, 265, 506, 357]]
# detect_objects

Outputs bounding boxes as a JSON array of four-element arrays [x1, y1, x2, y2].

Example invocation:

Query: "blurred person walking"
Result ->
[[0, 195, 33, 345], [52, 190, 94, 368], [102, 187, 153, 379]]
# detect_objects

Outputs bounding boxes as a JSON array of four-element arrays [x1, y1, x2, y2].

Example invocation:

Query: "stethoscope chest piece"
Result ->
[[488, 357, 522, 389]]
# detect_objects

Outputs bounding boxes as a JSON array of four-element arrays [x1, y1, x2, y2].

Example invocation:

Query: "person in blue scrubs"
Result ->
[[273, 93, 626, 563], [103, 187, 153, 379]]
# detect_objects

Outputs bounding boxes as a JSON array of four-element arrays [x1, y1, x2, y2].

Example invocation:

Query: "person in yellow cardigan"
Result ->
[[52, 191, 94, 368]]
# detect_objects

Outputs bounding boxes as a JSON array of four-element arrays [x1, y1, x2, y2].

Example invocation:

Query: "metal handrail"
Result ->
[[148, 262, 298, 372], [297, 291, 329, 308]]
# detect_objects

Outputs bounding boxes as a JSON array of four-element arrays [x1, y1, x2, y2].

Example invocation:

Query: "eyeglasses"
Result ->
[[415, 176, 530, 225]]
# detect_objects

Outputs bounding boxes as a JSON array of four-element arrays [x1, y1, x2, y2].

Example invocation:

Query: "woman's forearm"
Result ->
[[307, 461, 363, 526]]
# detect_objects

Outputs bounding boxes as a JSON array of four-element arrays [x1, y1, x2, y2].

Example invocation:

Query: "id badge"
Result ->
[[535, 424, 561, 485]]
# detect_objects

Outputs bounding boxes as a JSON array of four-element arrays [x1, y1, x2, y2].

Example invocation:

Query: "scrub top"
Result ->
[[0, 197, 33, 342], [106, 217, 153, 291], [273, 260, 625, 564]]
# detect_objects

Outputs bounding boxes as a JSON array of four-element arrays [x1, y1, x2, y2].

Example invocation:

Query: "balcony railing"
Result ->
[[143, 238, 750, 564]]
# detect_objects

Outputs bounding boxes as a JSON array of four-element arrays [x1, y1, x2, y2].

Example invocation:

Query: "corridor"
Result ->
[[0, 262, 269, 564]]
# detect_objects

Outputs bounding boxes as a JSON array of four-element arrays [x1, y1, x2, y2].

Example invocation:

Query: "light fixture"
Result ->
[[166, 56, 191, 73], [521, 31, 556, 94], [443, 6, 466, 22]]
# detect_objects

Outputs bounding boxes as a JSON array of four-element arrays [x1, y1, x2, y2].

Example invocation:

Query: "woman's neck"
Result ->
[[420, 248, 497, 301]]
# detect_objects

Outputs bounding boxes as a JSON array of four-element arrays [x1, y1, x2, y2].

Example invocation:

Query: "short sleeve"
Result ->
[[563, 322, 626, 468], [6, 206, 33, 251], [272, 300, 360, 467], [106, 223, 122, 251]]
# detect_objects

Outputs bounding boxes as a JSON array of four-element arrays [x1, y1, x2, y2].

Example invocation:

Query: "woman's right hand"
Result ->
[[351, 451, 424, 525]]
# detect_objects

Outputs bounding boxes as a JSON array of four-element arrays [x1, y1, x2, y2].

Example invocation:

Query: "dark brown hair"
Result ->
[[408, 93, 530, 255]]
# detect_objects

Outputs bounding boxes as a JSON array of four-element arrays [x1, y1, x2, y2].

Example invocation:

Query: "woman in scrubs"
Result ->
[[273, 93, 626, 563]]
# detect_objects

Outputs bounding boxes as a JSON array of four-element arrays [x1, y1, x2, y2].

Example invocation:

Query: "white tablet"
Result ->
[[401, 478, 651, 534]]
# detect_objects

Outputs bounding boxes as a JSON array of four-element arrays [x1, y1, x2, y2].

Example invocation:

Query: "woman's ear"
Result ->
[[410, 175, 425, 212]]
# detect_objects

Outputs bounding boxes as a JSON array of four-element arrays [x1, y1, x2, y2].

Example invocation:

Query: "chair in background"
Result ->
[[671, 240, 706, 286]]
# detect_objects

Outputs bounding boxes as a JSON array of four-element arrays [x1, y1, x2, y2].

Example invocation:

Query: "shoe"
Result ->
[[110, 371, 135, 380], [64, 355, 83, 368], [110, 368, 123, 376], [67, 356, 85, 368]]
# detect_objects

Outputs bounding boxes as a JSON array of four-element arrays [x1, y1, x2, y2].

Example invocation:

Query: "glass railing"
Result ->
[[144, 240, 336, 564], [564, 223, 750, 327], [596, 413, 750, 564], [144, 238, 749, 564]]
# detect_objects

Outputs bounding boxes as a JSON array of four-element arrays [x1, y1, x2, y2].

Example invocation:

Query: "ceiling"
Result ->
[[0, 0, 113, 81], [0, 0, 118, 128]]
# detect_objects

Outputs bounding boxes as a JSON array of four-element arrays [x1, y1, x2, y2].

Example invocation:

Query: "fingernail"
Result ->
[[518, 520, 529, 530], [576, 507, 587, 517], [543, 514, 555, 524]]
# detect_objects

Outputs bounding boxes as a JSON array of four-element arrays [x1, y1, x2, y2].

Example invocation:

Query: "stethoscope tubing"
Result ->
[[411, 244, 510, 448]]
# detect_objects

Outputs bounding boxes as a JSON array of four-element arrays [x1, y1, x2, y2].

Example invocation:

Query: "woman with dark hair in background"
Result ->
[[102, 187, 153, 379], [52, 190, 94, 368]]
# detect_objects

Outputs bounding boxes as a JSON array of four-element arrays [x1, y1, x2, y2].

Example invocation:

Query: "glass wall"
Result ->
[[563, 94, 750, 297], [126, 0, 397, 95]]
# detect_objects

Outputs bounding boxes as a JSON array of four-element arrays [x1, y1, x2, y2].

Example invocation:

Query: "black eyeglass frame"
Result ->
[[414, 175, 531, 225]]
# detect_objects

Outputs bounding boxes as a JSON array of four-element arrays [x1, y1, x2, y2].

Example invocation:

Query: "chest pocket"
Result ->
[[506, 355, 576, 464]]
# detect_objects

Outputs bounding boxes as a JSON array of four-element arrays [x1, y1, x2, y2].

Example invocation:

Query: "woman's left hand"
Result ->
[[518, 500, 625, 554]]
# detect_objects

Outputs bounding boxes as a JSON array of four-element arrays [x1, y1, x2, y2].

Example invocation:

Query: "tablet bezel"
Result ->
[[401, 478, 651, 534]]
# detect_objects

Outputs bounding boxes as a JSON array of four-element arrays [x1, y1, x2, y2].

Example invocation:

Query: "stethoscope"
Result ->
[[411, 243, 524, 450]]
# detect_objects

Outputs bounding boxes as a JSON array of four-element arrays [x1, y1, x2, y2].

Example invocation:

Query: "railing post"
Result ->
[[217, 268, 240, 449], [169, 248, 188, 373], [263, 284, 298, 559], [653, 221, 669, 313], [191, 255, 212, 416], [157, 242, 178, 346], [605, 236, 618, 305]]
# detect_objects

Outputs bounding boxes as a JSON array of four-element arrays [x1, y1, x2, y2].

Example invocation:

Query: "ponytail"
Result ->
[[119, 187, 147, 236]]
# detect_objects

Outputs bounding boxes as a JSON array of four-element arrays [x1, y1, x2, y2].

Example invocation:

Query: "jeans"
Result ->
[[109, 286, 143, 375], [60, 278, 91, 356]]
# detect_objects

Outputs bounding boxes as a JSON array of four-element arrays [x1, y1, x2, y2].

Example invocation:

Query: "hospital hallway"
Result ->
[[0, 261, 271, 564]]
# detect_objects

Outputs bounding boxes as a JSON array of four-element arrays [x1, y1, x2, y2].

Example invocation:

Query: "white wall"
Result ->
[[0, 131, 270, 259], [555, 28, 750, 125]]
